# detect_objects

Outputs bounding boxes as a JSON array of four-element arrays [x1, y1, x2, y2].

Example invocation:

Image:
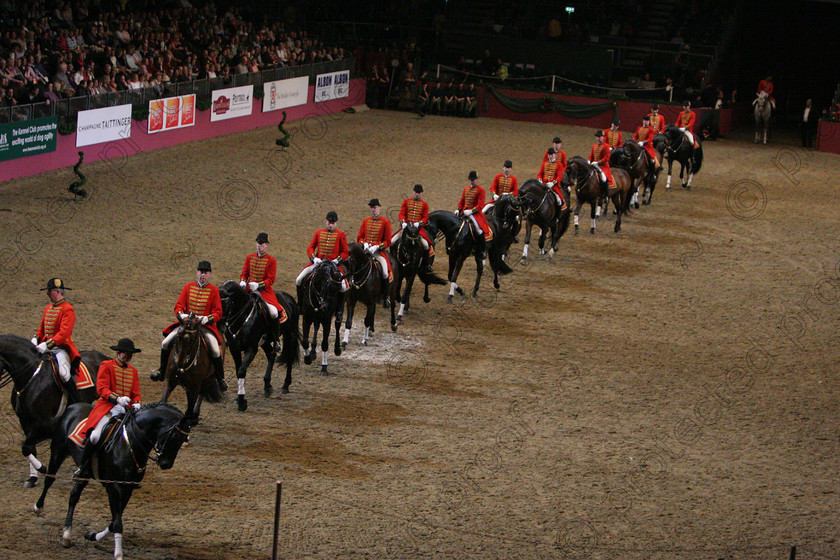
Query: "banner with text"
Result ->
[[148, 94, 196, 134], [211, 85, 254, 122], [262, 76, 309, 112], [0, 116, 58, 161], [314, 70, 349, 103], [76, 104, 132, 147]]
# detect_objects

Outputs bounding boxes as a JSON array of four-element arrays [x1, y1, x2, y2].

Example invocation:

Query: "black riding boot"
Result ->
[[423, 251, 435, 274], [382, 277, 391, 308], [73, 439, 95, 482], [212, 355, 228, 391], [64, 373, 83, 403], [271, 316, 284, 353], [296, 284, 304, 307], [600, 180, 609, 201], [150, 348, 168, 381], [335, 292, 346, 324]]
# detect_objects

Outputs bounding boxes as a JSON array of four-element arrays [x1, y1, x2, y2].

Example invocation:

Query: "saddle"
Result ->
[[68, 414, 121, 448]]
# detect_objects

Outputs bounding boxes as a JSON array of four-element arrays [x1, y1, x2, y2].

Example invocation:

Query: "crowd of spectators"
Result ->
[[0, 0, 346, 116]]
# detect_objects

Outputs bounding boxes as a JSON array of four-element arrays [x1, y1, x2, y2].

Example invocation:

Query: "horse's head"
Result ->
[[173, 313, 202, 374], [493, 194, 522, 232], [135, 403, 190, 470], [663, 125, 684, 150], [565, 156, 592, 188], [308, 261, 342, 310]]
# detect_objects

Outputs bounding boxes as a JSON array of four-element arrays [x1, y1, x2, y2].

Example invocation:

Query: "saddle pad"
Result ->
[[76, 361, 94, 390], [68, 418, 89, 447]]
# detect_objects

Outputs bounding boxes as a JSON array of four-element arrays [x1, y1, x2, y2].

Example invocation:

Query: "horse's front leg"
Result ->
[[261, 340, 276, 397], [399, 273, 416, 322], [35, 436, 69, 512], [666, 157, 674, 189], [236, 346, 258, 412], [61, 479, 89, 548], [342, 295, 356, 348], [318, 319, 330, 376], [521, 219, 533, 261], [448, 256, 466, 303], [573, 200, 583, 234], [160, 375, 173, 404], [302, 316, 313, 365], [472, 252, 484, 297], [23, 438, 45, 488], [590, 201, 598, 234], [613, 193, 623, 233], [362, 301, 375, 345]]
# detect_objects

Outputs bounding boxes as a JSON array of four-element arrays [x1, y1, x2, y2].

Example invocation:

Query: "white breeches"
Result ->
[[391, 229, 429, 250], [89, 404, 125, 444], [54, 348, 71, 382], [255, 293, 279, 319], [482, 202, 494, 214], [593, 166, 607, 183], [680, 128, 695, 145], [162, 326, 220, 357], [467, 214, 483, 234], [373, 253, 389, 280], [296, 264, 348, 291]]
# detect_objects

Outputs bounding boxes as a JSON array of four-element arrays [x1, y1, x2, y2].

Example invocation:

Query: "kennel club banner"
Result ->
[[211, 85, 254, 122], [314, 70, 349, 102], [0, 116, 57, 162], [262, 76, 309, 112], [76, 104, 132, 147], [148, 94, 196, 134]]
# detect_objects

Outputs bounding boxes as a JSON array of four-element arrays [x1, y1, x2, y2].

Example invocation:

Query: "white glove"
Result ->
[[413, 222, 421, 228], [30, 337, 38, 345], [362, 242, 370, 251], [248, 282, 259, 291], [401, 222, 407, 229], [332, 258, 340, 264], [453, 209, 459, 215], [117, 396, 131, 407], [313, 257, 322, 265], [493, 194, 499, 201], [369, 245, 379, 254], [200, 315, 211, 325], [463, 209, 473, 216], [132, 402, 141, 411], [591, 162, 599, 167], [112, 404, 126, 415], [178, 312, 189, 321], [547, 181, 556, 188], [239, 280, 246, 288], [35, 342, 48, 353]]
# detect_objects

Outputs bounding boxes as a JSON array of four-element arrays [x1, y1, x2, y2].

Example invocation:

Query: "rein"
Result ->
[[176, 326, 205, 373], [396, 231, 420, 267], [13, 357, 60, 415], [118, 410, 188, 475], [223, 292, 256, 340], [349, 255, 374, 289]]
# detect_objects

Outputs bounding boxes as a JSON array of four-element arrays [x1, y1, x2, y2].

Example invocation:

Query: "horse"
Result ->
[[426, 209, 492, 302], [54, 402, 191, 560], [517, 180, 570, 262], [159, 312, 223, 426], [610, 140, 657, 206], [219, 281, 301, 411], [659, 124, 704, 190], [754, 90, 772, 144], [300, 260, 344, 375], [389, 222, 447, 325], [342, 242, 389, 346], [0, 334, 106, 488], [564, 156, 632, 234], [484, 195, 523, 283]]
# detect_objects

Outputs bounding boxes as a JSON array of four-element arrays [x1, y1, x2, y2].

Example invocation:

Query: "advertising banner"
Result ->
[[314, 70, 350, 103], [76, 104, 132, 147], [148, 94, 196, 134], [262, 76, 309, 112], [0, 116, 58, 161], [211, 85, 254, 122]]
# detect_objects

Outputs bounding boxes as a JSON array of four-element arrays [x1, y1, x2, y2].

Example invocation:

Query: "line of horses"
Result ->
[[0, 124, 706, 559]]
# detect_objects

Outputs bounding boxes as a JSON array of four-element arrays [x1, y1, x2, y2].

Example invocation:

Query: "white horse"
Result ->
[[753, 91, 772, 144]]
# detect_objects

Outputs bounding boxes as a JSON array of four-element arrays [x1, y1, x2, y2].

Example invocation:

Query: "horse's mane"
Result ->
[[347, 242, 367, 261], [568, 155, 590, 168], [220, 279, 246, 295]]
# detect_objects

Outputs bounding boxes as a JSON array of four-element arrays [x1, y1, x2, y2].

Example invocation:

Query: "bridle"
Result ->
[[307, 261, 343, 310], [221, 288, 257, 341], [396, 228, 421, 267], [116, 409, 190, 475], [174, 322, 204, 374]]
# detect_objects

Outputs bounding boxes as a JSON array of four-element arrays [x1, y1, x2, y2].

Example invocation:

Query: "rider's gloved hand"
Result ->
[[117, 396, 131, 407]]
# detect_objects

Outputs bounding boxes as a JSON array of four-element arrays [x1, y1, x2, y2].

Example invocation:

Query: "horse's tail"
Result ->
[[418, 269, 447, 285], [277, 293, 301, 368], [692, 145, 703, 174], [202, 377, 224, 403]]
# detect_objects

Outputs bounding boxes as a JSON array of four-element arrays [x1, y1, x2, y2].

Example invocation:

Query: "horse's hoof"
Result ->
[[455, 287, 464, 296], [320, 365, 329, 376], [23, 476, 38, 489], [539, 249, 546, 255], [642, 200, 650, 205], [60, 528, 72, 548], [423, 295, 430, 303], [341, 341, 347, 348], [362, 339, 368, 346], [683, 184, 690, 190], [281, 386, 290, 395], [237, 395, 248, 412], [84, 531, 97, 541], [446, 295, 453, 304], [634, 202, 639, 209], [396, 315, 403, 324], [264, 383, 273, 397], [614, 225, 621, 233], [391, 323, 398, 332], [33, 503, 43, 514], [590, 228, 595, 234], [303, 354, 313, 365]]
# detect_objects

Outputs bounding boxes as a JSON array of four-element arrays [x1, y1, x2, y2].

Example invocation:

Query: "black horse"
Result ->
[[389, 222, 446, 325], [610, 140, 657, 207], [516, 180, 570, 262], [56, 402, 191, 559], [219, 281, 301, 411], [427, 209, 508, 302], [342, 243, 390, 346], [483, 195, 521, 286], [0, 334, 106, 488], [657, 124, 704, 190], [299, 260, 344, 375]]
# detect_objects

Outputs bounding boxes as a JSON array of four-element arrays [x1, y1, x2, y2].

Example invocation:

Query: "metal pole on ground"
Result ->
[[551, 75, 556, 93], [271, 481, 282, 560], [789, 545, 796, 560]]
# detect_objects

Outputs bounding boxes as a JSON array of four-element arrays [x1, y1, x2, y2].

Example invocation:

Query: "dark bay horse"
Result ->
[[484, 195, 521, 287], [564, 156, 632, 234], [426, 209, 491, 302], [343, 242, 390, 346], [300, 260, 344, 375], [56, 402, 190, 559], [159, 313, 223, 426], [517, 179, 570, 262], [389, 222, 446, 325], [659, 124, 703, 190], [610, 140, 657, 207], [0, 334, 105, 488], [219, 281, 300, 410]]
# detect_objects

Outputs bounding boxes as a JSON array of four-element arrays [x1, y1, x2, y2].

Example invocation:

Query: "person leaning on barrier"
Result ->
[[464, 82, 479, 118]]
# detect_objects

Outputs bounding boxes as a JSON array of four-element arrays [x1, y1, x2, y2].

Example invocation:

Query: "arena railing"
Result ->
[[0, 57, 356, 126]]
